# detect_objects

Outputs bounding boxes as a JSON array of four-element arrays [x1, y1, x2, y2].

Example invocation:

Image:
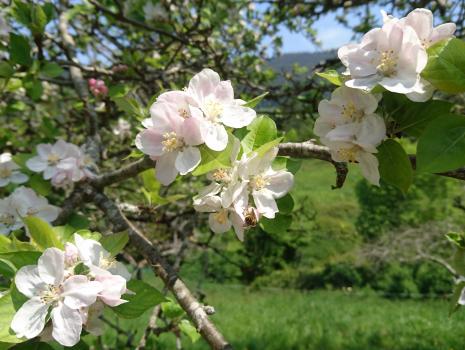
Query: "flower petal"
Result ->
[[201, 122, 228, 152], [51, 303, 83, 347], [62, 275, 102, 309], [38, 248, 65, 286], [220, 104, 256, 128], [11, 297, 48, 339], [253, 189, 278, 219], [266, 170, 294, 198], [15, 265, 47, 298], [155, 152, 179, 185], [26, 157, 47, 172], [175, 146, 201, 175]]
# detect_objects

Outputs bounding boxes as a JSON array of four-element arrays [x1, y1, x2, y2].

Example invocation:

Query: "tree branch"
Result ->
[[91, 190, 232, 350]]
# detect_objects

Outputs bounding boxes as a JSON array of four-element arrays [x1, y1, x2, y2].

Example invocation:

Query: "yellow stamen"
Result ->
[[211, 169, 231, 183], [377, 50, 398, 76], [162, 132, 184, 152], [213, 210, 228, 225], [250, 175, 268, 191], [341, 101, 364, 122], [204, 99, 223, 122], [47, 153, 61, 165]]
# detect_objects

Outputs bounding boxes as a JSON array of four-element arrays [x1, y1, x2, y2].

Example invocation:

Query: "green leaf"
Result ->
[[446, 232, 465, 249], [416, 114, 465, 173], [100, 232, 129, 256], [377, 139, 413, 194], [0, 293, 23, 344], [9, 34, 32, 67], [450, 281, 465, 316], [0, 259, 16, 279], [112, 280, 166, 319], [0, 62, 14, 78], [113, 97, 146, 120], [67, 213, 90, 230], [11, 1, 31, 27], [192, 134, 235, 176], [243, 92, 268, 108], [259, 214, 292, 234], [276, 194, 294, 214], [161, 298, 185, 319], [452, 248, 465, 277], [141, 169, 161, 192], [27, 174, 51, 196], [383, 92, 452, 137], [315, 70, 343, 86], [73, 229, 101, 241], [179, 319, 200, 343], [0, 252, 41, 269], [40, 62, 64, 78], [123, 149, 144, 160], [241, 116, 277, 153], [253, 137, 282, 157], [24, 79, 43, 101], [108, 84, 130, 98], [30, 5, 48, 35], [422, 38, 465, 93], [24, 216, 63, 250], [10, 340, 55, 350]]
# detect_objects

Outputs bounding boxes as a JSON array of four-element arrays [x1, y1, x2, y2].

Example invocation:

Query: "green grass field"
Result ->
[[90, 283, 465, 350]]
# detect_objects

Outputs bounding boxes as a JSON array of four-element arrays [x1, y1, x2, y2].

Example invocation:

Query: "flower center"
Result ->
[[40, 286, 61, 304], [250, 175, 268, 191], [26, 207, 39, 216], [0, 213, 15, 226], [213, 209, 229, 225], [100, 254, 116, 269], [178, 108, 189, 118], [336, 146, 359, 163], [377, 50, 398, 76], [47, 153, 61, 165], [211, 169, 231, 183], [162, 132, 184, 152], [341, 102, 364, 122], [0, 167, 12, 178], [204, 99, 223, 122]]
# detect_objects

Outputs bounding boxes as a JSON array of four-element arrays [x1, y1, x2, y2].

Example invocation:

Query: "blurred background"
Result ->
[[2, 0, 465, 349]]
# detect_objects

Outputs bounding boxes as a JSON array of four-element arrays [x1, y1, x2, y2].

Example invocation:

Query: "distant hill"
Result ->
[[268, 50, 337, 74]]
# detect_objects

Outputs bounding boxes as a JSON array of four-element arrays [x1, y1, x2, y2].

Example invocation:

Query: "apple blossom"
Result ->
[[11, 248, 102, 347], [237, 148, 294, 219], [314, 86, 380, 139], [113, 118, 132, 140], [88, 78, 108, 98], [193, 182, 249, 241], [187, 68, 257, 151], [136, 100, 203, 185], [74, 233, 131, 281], [0, 187, 60, 234], [0, 152, 28, 187], [338, 17, 429, 101]]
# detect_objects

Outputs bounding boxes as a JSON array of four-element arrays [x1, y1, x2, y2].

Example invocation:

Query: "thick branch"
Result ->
[[92, 191, 232, 350]]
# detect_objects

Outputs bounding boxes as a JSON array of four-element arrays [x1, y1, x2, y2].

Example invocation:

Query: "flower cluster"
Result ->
[[0, 152, 28, 187], [193, 146, 294, 240], [26, 140, 94, 187], [338, 8, 455, 102], [88, 78, 108, 98], [315, 8, 455, 184], [314, 87, 386, 185], [11, 233, 130, 347], [136, 68, 257, 185], [0, 186, 60, 234]]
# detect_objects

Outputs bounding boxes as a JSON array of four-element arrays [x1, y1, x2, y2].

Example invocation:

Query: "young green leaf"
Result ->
[[377, 139, 413, 194], [112, 280, 166, 319], [179, 320, 200, 343], [40, 62, 64, 78], [422, 38, 465, 93], [24, 216, 63, 250], [243, 92, 268, 108], [100, 232, 129, 256], [259, 214, 292, 234], [192, 134, 235, 176], [161, 298, 185, 319], [416, 114, 465, 173], [315, 70, 343, 86], [0, 293, 24, 344], [241, 115, 277, 153], [9, 33, 32, 67]]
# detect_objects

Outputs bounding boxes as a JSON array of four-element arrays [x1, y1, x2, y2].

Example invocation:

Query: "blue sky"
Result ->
[[279, 11, 356, 53]]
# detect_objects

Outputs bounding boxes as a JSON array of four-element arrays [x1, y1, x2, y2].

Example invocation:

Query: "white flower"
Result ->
[[314, 86, 380, 139], [112, 118, 132, 140], [193, 182, 248, 241], [143, 1, 168, 22], [80, 301, 105, 336], [187, 68, 257, 151], [0, 152, 28, 187], [326, 140, 380, 186], [26, 140, 75, 180], [338, 18, 429, 101], [74, 233, 131, 281], [136, 100, 204, 185], [0, 187, 60, 235], [11, 248, 102, 347], [238, 148, 294, 219]]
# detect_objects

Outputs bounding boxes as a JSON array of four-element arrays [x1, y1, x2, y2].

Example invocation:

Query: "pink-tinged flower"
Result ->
[[237, 148, 294, 219], [136, 100, 203, 185], [74, 233, 131, 280], [88, 78, 108, 97], [338, 19, 429, 101], [314, 86, 380, 139], [187, 69, 257, 151], [9, 186, 60, 224], [0, 152, 28, 187], [52, 151, 95, 188], [11, 248, 102, 347], [94, 274, 128, 307]]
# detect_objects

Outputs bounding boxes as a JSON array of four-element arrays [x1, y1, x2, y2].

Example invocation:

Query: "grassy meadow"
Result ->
[[89, 283, 465, 350]]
